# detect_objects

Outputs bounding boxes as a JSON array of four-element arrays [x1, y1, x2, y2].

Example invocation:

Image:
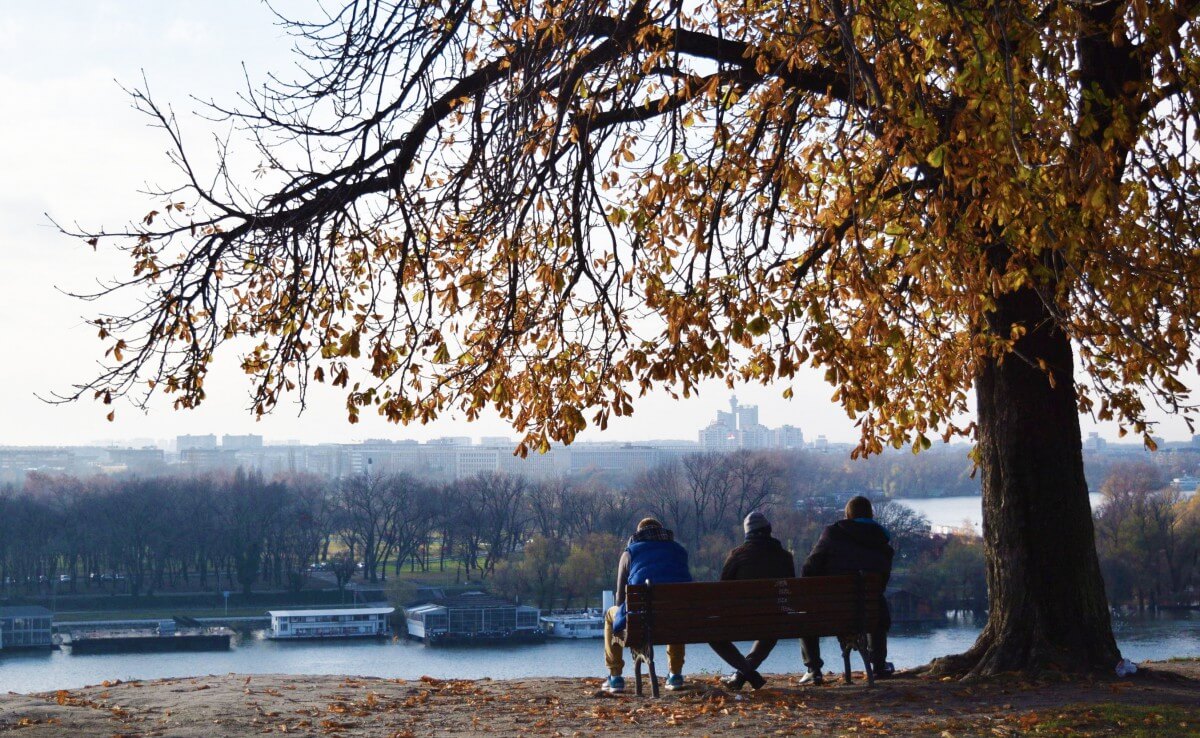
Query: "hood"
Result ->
[[629, 526, 675, 545]]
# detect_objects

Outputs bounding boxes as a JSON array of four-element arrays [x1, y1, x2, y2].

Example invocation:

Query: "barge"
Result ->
[[65, 620, 232, 654]]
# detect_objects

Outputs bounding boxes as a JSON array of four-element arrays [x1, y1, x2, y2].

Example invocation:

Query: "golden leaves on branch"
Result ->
[[85, 0, 1200, 455]]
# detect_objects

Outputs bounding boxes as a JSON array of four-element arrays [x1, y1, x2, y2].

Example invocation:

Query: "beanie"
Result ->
[[743, 510, 771, 535]]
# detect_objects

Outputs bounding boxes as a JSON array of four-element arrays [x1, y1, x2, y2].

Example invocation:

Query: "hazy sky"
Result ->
[[0, 2, 1194, 448]]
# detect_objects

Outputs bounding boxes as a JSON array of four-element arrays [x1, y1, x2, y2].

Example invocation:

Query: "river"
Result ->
[[893, 493, 1105, 534], [1, 612, 1197, 694]]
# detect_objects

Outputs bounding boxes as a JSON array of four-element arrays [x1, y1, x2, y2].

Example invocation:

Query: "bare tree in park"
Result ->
[[68, 0, 1200, 675], [338, 472, 395, 582]]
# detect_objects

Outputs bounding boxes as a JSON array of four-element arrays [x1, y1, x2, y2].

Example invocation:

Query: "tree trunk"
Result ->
[[931, 283, 1120, 676]]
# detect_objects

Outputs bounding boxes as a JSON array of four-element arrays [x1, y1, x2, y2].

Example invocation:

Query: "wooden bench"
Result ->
[[623, 573, 885, 696]]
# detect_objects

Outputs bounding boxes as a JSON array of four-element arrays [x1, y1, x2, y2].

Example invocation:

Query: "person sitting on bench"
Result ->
[[708, 510, 796, 691], [603, 517, 693, 694], [799, 496, 894, 684]]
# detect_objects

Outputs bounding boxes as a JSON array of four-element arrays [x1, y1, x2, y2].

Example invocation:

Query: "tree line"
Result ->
[[0, 450, 860, 602], [1094, 462, 1200, 611], [2, 453, 1192, 614]]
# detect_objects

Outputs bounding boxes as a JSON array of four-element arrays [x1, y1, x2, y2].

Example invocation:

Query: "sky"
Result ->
[[0, 1, 1194, 449]]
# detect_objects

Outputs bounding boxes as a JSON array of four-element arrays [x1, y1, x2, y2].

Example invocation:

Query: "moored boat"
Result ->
[[266, 607, 395, 639], [540, 610, 604, 639], [65, 621, 233, 654]]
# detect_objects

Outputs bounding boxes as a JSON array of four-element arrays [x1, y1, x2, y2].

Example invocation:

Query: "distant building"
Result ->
[[106, 447, 167, 474], [1084, 432, 1107, 451], [180, 448, 237, 471], [0, 606, 53, 650], [457, 448, 501, 477], [570, 444, 657, 476], [176, 434, 218, 452], [0, 447, 79, 484], [222, 434, 263, 451], [774, 425, 805, 449], [699, 396, 797, 451]]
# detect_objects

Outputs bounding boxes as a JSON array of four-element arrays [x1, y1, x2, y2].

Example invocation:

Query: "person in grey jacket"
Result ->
[[709, 511, 796, 690]]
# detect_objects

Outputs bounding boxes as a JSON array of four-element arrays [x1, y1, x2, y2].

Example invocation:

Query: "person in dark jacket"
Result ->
[[603, 518, 693, 693], [798, 496, 894, 683], [709, 511, 796, 691]]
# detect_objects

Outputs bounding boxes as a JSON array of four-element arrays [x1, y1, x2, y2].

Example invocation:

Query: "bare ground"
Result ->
[[1, 661, 1197, 737]]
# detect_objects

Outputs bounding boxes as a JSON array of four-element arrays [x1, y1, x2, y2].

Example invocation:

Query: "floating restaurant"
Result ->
[[405, 592, 543, 645], [0, 606, 54, 650], [267, 607, 395, 639]]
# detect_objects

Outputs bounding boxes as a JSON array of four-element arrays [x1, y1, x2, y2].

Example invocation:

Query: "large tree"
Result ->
[[70, 0, 1200, 675]]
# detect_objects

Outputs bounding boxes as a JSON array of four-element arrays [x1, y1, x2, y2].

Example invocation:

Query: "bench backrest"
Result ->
[[624, 574, 884, 648]]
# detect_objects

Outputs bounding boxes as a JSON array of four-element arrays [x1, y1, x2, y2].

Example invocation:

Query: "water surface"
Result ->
[[2, 612, 1195, 694]]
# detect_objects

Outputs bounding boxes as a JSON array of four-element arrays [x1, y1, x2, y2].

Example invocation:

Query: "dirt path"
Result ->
[[2, 662, 1197, 736]]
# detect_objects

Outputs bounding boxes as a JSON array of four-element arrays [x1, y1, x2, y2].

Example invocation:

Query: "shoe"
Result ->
[[602, 675, 625, 693], [798, 670, 824, 685], [745, 670, 767, 690], [664, 673, 686, 691], [873, 662, 895, 678], [721, 673, 746, 691]]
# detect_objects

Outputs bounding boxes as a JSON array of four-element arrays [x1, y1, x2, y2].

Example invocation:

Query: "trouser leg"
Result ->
[[604, 606, 624, 676], [708, 641, 756, 674], [744, 639, 778, 671], [800, 636, 823, 672], [666, 643, 685, 674], [869, 597, 891, 669]]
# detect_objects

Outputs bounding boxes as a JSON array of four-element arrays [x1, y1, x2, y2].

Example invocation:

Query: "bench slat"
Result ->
[[627, 618, 881, 646], [632, 610, 883, 633], [625, 576, 882, 604], [624, 593, 881, 615]]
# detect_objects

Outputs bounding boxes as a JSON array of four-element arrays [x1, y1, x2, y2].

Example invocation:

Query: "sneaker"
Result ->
[[664, 673, 686, 691], [602, 675, 625, 693], [798, 670, 824, 685], [721, 673, 746, 691], [873, 662, 895, 678]]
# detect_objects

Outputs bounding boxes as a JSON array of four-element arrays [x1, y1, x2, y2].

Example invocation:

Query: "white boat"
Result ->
[[540, 610, 604, 639], [266, 607, 394, 639]]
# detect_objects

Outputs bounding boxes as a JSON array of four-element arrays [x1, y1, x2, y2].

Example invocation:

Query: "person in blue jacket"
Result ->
[[798, 496, 895, 684], [602, 517, 692, 693]]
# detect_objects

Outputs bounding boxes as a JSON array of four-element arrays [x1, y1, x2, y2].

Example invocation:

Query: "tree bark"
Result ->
[[931, 282, 1121, 676]]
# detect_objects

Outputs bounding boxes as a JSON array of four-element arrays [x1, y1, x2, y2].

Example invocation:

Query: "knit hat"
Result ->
[[743, 511, 770, 535], [637, 517, 663, 531]]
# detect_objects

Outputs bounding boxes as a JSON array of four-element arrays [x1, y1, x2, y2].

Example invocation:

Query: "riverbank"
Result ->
[[1, 661, 1197, 737]]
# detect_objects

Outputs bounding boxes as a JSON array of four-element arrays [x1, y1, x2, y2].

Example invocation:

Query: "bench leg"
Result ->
[[647, 648, 660, 698], [861, 644, 875, 687], [635, 657, 643, 696], [842, 647, 853, 684]]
